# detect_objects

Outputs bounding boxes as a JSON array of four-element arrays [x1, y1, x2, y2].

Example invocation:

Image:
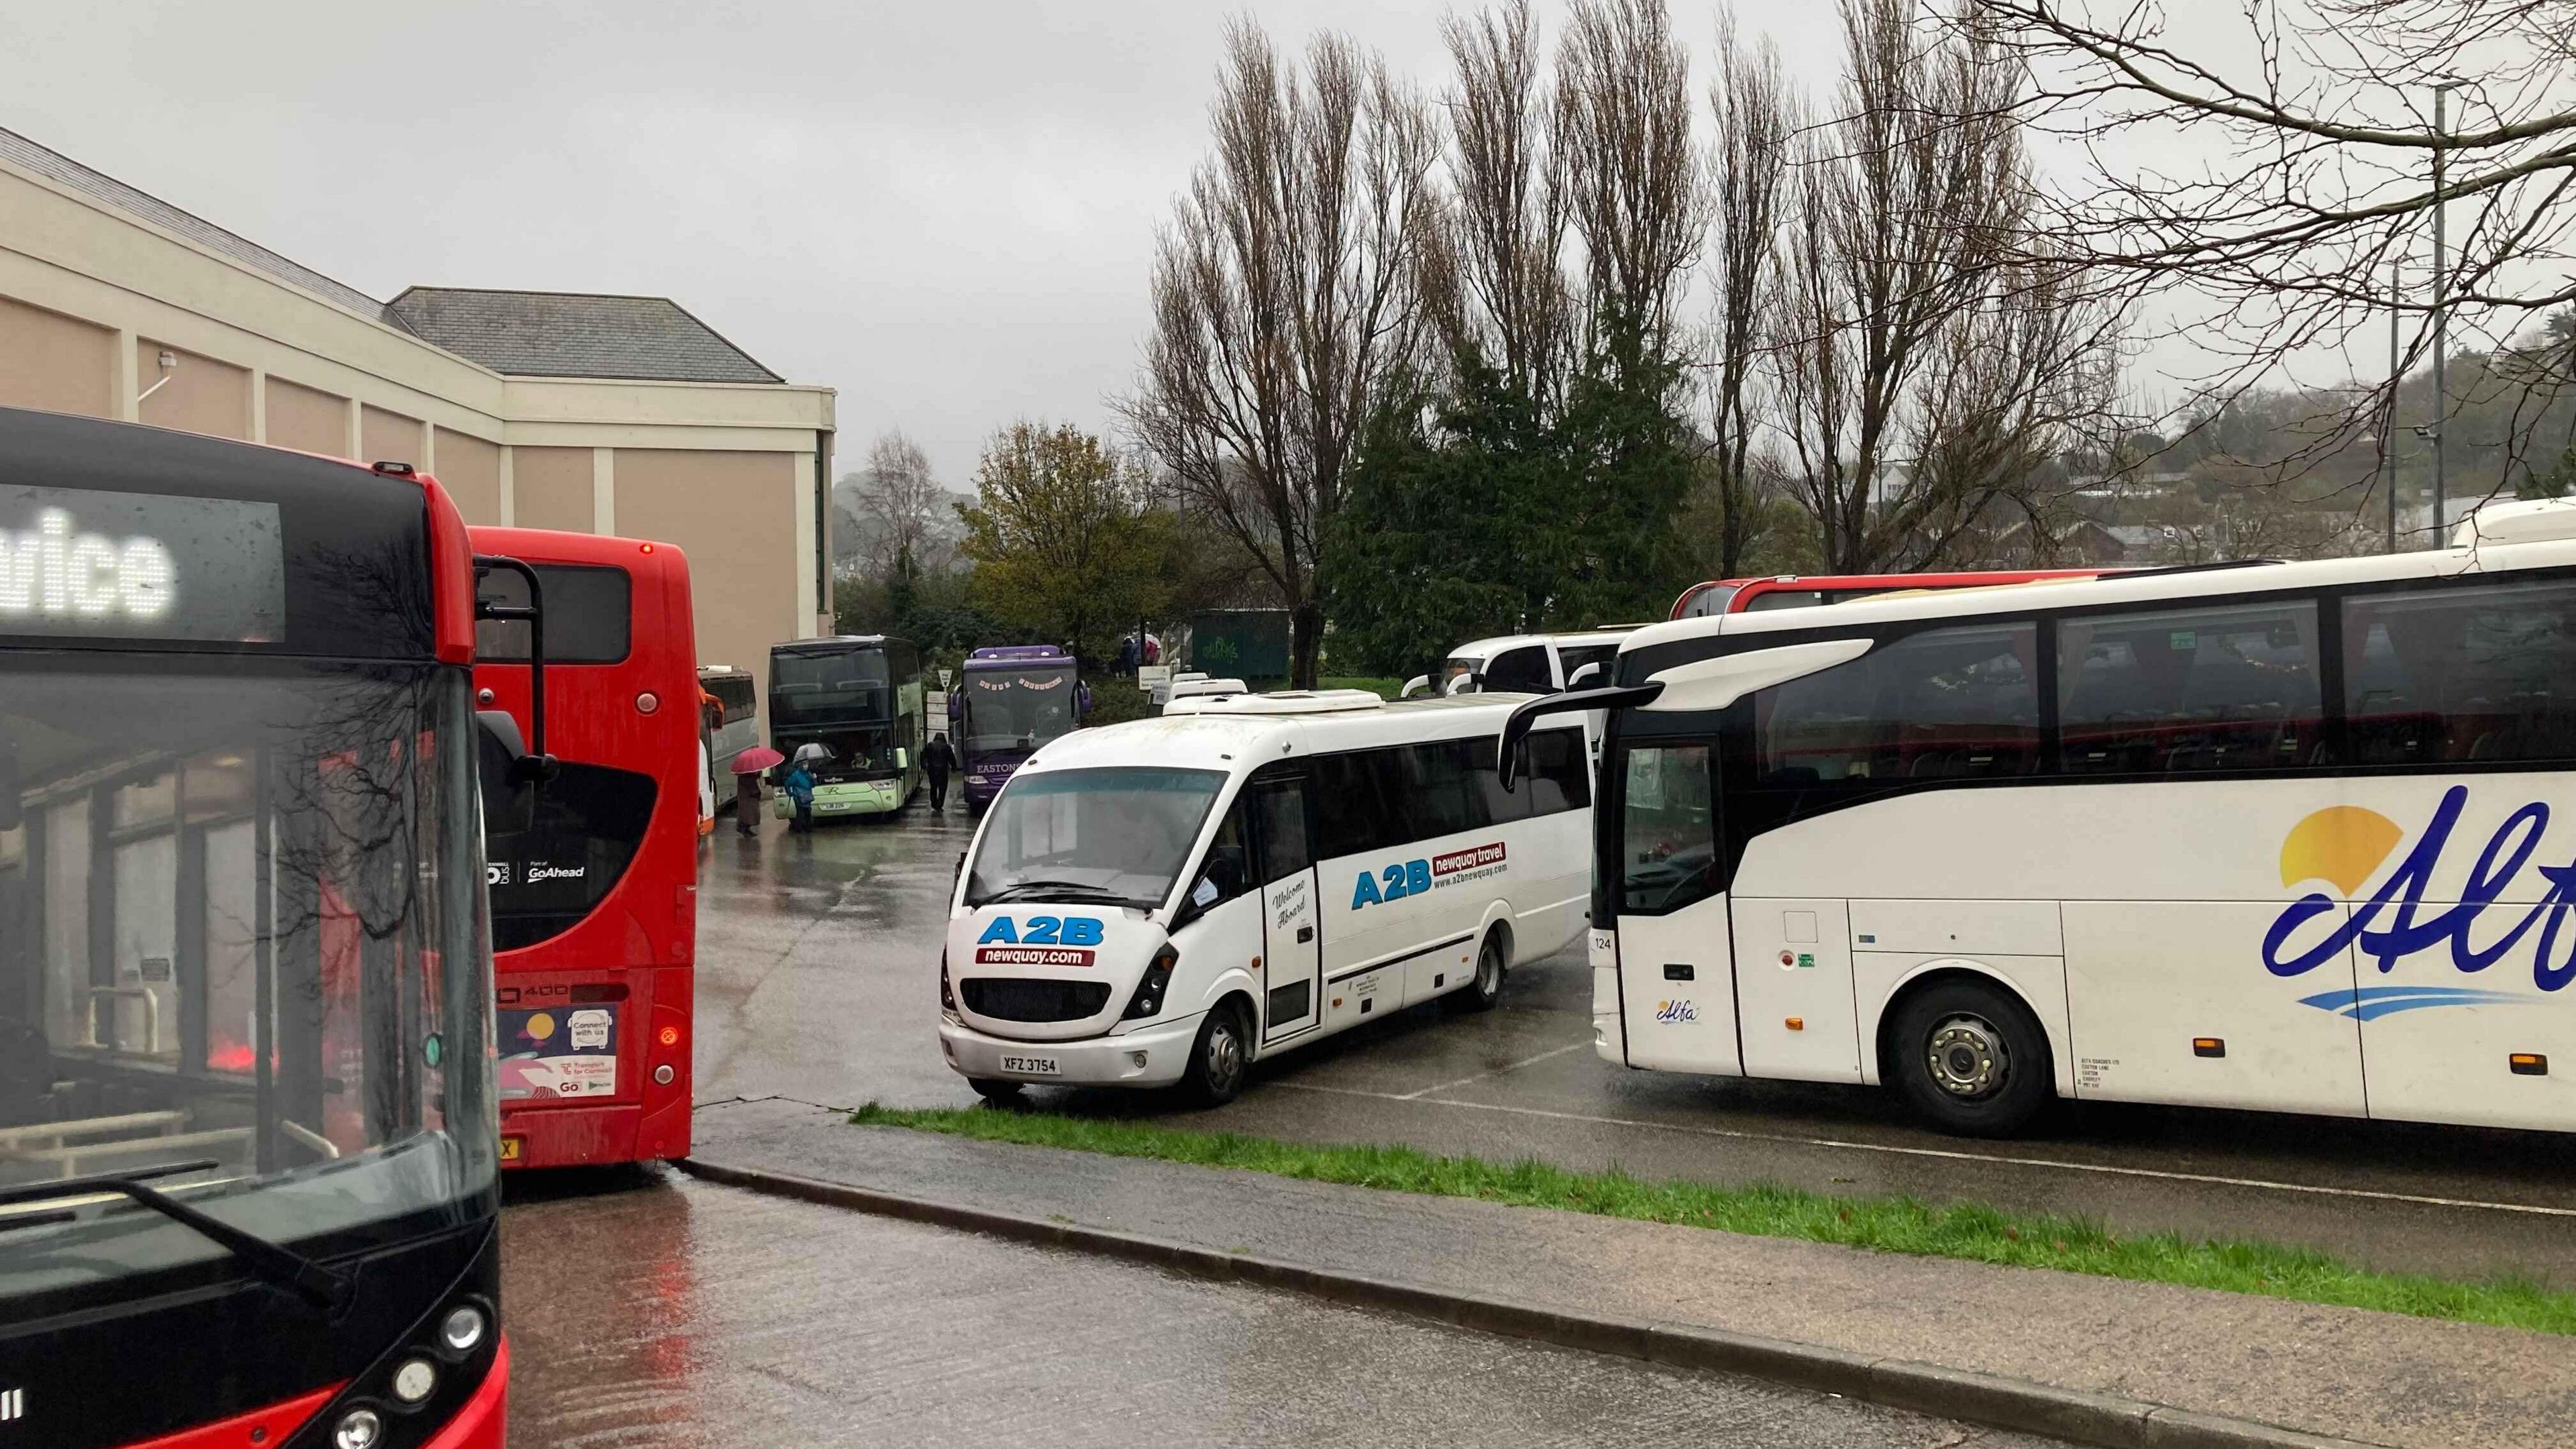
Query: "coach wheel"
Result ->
[[1452, 930, 1507, 1013], [967, 1077, 1024, 1106], [1890, 979, 2052, 1138], [1183, 1002, 1250, 1106]]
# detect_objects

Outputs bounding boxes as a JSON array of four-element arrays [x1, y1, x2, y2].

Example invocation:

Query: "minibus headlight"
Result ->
[[939, 951, 957, 1013], [1124, 943, 1180, 1020]]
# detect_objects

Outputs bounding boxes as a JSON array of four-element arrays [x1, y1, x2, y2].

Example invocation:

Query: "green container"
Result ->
[[1190, 609, 1292, 682]]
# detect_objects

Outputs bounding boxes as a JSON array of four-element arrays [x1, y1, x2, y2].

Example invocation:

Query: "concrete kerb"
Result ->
[[674, 1155, 2388, 1449]]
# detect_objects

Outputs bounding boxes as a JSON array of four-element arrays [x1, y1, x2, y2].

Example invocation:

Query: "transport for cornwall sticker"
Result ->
[[2263, 786, 2573, 1009]]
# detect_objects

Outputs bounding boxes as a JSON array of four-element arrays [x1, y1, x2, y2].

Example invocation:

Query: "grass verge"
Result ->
[[849, 1102, 2576, 1336]]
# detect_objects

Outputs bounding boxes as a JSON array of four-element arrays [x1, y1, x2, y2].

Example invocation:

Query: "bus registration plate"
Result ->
[[1000, 1055, 1060, 1075], [500, 1137, 523, 1163]]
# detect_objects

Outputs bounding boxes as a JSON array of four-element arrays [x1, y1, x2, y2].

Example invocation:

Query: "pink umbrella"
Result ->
[[730, 745, 785, 774]]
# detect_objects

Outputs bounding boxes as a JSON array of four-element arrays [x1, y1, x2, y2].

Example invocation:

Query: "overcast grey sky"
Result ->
[[1, 1, 1870, 483]]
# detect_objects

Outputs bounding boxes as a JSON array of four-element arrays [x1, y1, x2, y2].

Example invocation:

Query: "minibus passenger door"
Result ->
[[1250, 771, 1321, 1042]]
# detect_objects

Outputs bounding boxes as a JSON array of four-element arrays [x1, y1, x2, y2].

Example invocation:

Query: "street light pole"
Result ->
[[2432, 80, 2461, 541]]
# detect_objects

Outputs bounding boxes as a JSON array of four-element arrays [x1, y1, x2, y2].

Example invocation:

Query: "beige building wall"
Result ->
[[613, 447, 797, 698], [135, 337, 248, 439], [0, 295, 113, 418], [0, 148, 834, 739], [360, 405, 423, 469], [266, 376, 347, 457], [433, 427, 503, 525], [511, 445, 594, 533]]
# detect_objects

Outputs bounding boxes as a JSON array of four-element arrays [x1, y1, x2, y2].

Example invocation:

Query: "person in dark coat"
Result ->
[[924, 731, 957, 812], [1116, 635, 1138, 678], [731, 764, 761, 836]]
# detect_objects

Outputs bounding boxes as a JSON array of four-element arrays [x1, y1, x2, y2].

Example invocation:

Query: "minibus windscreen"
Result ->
[[965, 767, 1226, 909]]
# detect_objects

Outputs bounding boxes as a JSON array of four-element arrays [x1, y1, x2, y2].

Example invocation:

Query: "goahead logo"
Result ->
[[2263, 786, 2573, 1018]]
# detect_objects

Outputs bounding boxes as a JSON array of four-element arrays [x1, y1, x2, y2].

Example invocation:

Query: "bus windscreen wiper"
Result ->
[[0, 1159, 354, 1313], [976, 880, 1131, 905]]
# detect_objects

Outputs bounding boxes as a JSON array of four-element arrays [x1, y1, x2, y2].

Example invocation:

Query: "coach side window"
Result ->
[[1485, 647, 1554, 694], [1315, 751, 1401, 858], [1250, 774, 1314, 883], [1523, 728, 1592, 813], [2059, 601, 2320, 773], [2345, 580, 2576, 765], [1753, 621, 2039, 786]]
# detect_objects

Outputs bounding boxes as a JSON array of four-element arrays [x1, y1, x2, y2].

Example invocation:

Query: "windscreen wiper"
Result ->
[[975, 880, 1132, 905], [0, 1159, 354, 1313]]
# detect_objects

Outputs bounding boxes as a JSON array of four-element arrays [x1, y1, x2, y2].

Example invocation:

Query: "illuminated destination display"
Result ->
[[0, 485, 283, 642]]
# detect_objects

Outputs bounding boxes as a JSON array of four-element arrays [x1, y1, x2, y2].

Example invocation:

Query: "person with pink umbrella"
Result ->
[[729, 744, 786, 836]]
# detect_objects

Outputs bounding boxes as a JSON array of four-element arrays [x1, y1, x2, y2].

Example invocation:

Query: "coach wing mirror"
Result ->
[[1400, 674, 1432, 700], [1566, 661, 1605, 690], [1444, 672, 1480, 697], [472, 555, 559, 790]]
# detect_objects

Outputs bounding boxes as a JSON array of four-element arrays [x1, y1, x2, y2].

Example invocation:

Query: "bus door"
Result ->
[[1247, 769, 1321, 1042], [1611, 734, 1742, 1075]]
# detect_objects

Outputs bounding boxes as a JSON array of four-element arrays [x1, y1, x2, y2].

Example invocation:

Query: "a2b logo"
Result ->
[[977, 915, 1105, 947], [1352, 860, 1431, 909]]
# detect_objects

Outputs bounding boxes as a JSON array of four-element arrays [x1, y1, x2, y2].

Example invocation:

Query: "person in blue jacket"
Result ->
[[783, 759, 816, 833]]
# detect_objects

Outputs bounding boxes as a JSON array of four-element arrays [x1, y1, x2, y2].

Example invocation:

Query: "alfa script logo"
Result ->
[[1654, 999, 1698, 1024], [2263, 786, 2573, 1018]]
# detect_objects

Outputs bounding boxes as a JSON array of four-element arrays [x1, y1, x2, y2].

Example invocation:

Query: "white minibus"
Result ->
[[1163, 674, 1247, 711], [1409, 628, 1638, 699], [938, 689, 1595, 1103], [1503, 500, 2576, 1137]]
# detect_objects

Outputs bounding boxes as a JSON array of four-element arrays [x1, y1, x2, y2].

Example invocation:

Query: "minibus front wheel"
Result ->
[[1183, 1001, 1252, 1106], [969, 1078, 1025, 1106]]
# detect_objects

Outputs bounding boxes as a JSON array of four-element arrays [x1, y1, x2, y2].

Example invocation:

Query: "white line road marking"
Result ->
[[1395, 1042, 1591, 1100], [1273, 1081, 2576, 1219]]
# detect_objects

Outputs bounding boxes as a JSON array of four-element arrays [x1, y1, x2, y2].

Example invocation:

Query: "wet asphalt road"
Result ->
[[502, 1167, 2068, 1449], [681, 806, 2576, 1285], [495, 803, 2575, 1444]]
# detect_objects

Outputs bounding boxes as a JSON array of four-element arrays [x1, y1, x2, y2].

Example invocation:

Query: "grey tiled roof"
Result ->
[[384, 287, 783, 384], [0, 125, 388, 318]]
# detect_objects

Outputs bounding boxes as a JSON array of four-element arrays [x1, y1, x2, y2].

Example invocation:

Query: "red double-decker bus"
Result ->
[[1670, 569, 2113, 621], [470, 527, 698, 1169], [1, 409, 511, 1448]]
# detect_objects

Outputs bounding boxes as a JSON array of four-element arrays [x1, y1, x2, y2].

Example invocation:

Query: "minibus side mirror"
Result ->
[[1444, 673, 1480, 697], [1400, 675, 1431, 700], [1566, 662, 1605, 690]]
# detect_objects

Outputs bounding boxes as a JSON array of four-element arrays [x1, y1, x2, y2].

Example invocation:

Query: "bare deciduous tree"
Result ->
[[1704, 11, 1794, 578], [1979, 0, 2576, 493], [1431, 0, 1572, 403], [1766, 0, 2121, 571], [1555, 0, 1707, 350], [1124, 23, 1440, 688], [844, 431, 948, 578]]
